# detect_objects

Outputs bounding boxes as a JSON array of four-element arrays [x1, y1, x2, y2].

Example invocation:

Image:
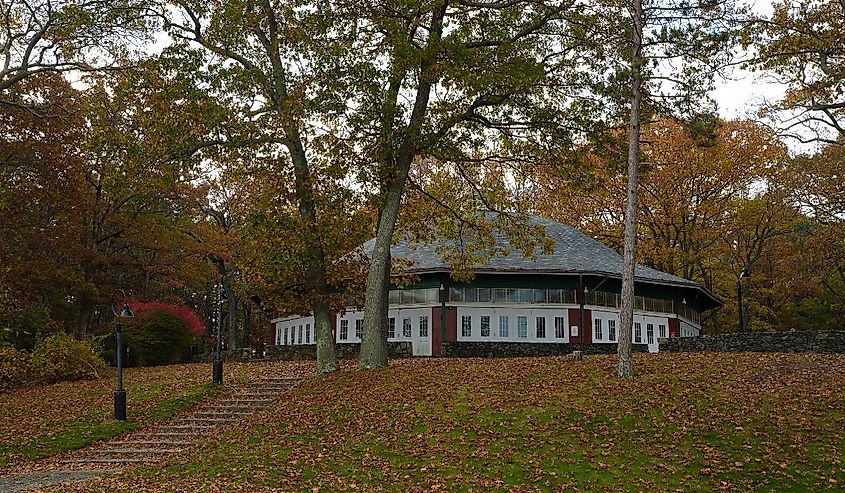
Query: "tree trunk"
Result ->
[[618, 0, 644, 380], [228, 289, 239, 350], [242, 304, 251, 348], [358, 180, 405, 369], [358, 0, 448, 370], [289, 128, 339, 374]]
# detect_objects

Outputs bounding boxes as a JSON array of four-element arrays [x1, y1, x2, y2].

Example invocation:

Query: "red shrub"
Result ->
[[128, 302, 205, 337]]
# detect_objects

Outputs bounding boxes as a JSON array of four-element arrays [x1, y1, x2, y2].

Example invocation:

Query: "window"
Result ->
[[517, 316, 528, 338], [419, 316, 429, 337], [608, 320, 617, 341], [499, 315, 509, 338], [340, 320, 349, 340], [298, 325, 303, 344], [536, 317, 546, 339], [516, 289, 532, 303], [554, 316, 565, 338], [647, 323, 654, 344], [594, 319, 603, 341], [461, 315, 472, 338], [477, 288, 491, 302], [284, 327, 289, 345], [659, 324, 667, 338], [355, 319, 363, 339], [305, 324, 310, 344], [634, 322, 642, 343], [450, 287, 464, 302], [388, 318, 396, 339], [403, 318, 412, 338], [480, 316, 490, 337]]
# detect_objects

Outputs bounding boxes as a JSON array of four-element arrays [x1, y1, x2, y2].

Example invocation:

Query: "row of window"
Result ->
[[280, 324, 311, 345], [586, 291, 675, 314], [456, 314, 668, 344], [450, 287, 577, 304], [387, 288, 439, 305], [627, 321, 667, 344], [460, 314, 568, 339], [337, 316, 431, 341]]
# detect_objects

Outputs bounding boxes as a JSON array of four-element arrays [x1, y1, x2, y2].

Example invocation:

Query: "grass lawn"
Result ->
[[39, 352, 845, 492], [0, 360, 314, 468]]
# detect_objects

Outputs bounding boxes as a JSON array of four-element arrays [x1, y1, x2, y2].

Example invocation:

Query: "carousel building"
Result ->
[[271, 216, 720, 356]]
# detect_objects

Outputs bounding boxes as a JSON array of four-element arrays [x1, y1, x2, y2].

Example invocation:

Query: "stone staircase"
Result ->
[[62, 376, 302, 468]]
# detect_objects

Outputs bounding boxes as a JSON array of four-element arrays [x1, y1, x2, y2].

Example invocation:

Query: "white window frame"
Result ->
[[340, 319, 349, 341], [659, 324, 667, 338], [594, 319, 603, 341], [499, 315, 509, 338], [355, 319, 363, 339], [634, 322, 642, 343], [536, 317, 546, 339], [608, 320, 617, 342], [402, 317, 412, 338], [480, 315, 490, 337], [419, 316, 429, 337], [517, 316, 528, 338], [647, 323, 654, 344], [554, 316, 565, 339], [388, 317, 396, 339], [461, 315, 472, 338]]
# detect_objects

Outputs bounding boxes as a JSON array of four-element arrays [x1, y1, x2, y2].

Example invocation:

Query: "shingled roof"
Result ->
[[363, 215, 720, 307]]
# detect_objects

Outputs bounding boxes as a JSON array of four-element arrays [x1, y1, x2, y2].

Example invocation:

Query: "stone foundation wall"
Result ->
[[262, 342, 414, 361], [659, 331, 845, 353], [441, 341, 648, 358]]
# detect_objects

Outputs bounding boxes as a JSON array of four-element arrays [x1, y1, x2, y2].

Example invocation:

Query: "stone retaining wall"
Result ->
[[442, 341, 648, 358], [659, 330, 845, 353]]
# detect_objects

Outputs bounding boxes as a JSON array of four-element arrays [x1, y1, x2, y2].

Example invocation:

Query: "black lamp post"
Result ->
[[212, 283, 224, 385], [114, 303, 134, 421], [439, 282, 446, 355], [737, 268, 750, 333]]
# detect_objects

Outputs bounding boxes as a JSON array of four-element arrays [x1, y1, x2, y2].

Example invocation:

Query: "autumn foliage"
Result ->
[[128, 302, 205, 338]]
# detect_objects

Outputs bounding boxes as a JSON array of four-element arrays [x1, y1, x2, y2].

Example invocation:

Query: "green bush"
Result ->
[[0, 344, 33, 390], [123, 310, 192, 366], [30, 333, 107, 383]]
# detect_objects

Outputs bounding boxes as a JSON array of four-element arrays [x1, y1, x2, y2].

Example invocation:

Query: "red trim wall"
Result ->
[[668, 318, 678, 338], [445, 307, 458, 342], [432, 307, 443, 356], [567, 308, 593, 344]]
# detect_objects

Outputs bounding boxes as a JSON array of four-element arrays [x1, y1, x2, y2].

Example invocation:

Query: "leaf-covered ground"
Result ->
[[0, 360, 314, 469], [29, 353, 844, 492]]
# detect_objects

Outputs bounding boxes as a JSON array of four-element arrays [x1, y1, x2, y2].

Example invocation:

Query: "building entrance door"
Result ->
[[412, 314, 432, 356]]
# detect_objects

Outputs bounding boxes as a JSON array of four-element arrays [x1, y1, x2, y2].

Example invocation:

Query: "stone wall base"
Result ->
[[259, 342, 413, 361], [442, 341, 648, 358], [659, 330, 845, 353]]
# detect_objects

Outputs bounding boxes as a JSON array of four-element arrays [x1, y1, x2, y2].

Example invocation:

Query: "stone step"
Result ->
[[69, 458, 152, 464], [194, 411, 251, 418], [218, 399, 273, 405], [111, 440, 190, 446], [143, 432, 197, 438], [174, 418, 233, 424], [159, 425, 214, 431], [211, 405, 262, 412], [235, 393, 280, 399], [89, 448, 182, 454]]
